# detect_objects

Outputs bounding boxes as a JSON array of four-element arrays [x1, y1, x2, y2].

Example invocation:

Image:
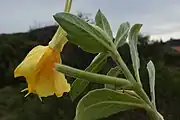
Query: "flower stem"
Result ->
[[66, 0, 72, 12], [48, 27, 67, 52], [135, 69, 142, 87], [111, 50, 136, 84], [55, 64, 131, 87], [64, 0, 69, 12], [49, 0, 72, 52], [112, 49, 164, 120], [112, 50, 151, 103]]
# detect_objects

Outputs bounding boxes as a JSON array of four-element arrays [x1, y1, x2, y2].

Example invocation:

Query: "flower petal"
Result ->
[[34, 47, 59, 97], [14, 45, 47, 78], [35, 47, 60, 74], [54, 72, 70, 97], [35, 74, 55, 97]]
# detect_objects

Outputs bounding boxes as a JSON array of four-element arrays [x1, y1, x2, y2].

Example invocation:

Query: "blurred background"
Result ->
[[0, 0, 180, 120]]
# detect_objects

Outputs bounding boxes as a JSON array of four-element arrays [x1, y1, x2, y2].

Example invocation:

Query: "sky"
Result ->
[[1, 0, 180, 41]]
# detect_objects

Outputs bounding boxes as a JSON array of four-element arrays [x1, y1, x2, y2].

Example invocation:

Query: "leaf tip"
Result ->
[[97, 9, 101, 13], [53, 13, 58, 20]]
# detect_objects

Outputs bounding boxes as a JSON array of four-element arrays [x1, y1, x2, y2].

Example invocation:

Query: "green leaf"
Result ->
[[128, 24, 142, 85], [147, 60, 156, 108], [53, 12, 114, 53], [55, 64, 131, 88], [115, 22, 130, 48], [107, 66, 122, 77], [105, 66, 122, 89], [95, 9, 113, 38], [70, 53, 108, 101], [117, 90, 141, 99], [76, 88, 146, 120]]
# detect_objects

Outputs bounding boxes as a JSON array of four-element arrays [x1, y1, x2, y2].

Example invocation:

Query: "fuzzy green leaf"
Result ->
[[147, 60, 156, 108], [75, 89, 146, 120], [115, 22, 130, 47], [53, 12, 114, 53], [128, 24, 142, 85], [95, 9, 113, 38]]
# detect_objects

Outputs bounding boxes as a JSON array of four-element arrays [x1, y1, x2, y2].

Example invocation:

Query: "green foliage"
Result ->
[[53, 13, 114, 53], [54, 10, 166, 119], [75, 89, 146, 120], [128, 24, 142, 85], [147, 61, 156, 108], [115, 22, 130, 48], [105, 66, 122, 89], [55, 18, 163, 119], [95, 9, 113, 38], [65, 13, 130, 103], [70, 53, 108, 101], [55, 64, 131, 88]]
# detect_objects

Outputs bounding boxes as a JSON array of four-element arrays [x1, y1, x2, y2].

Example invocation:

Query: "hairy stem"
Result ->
[[55, 64, 131, 87], [112, 50, 163, 120], [112, 50, 151, 105], [48, 0, 72, 51]]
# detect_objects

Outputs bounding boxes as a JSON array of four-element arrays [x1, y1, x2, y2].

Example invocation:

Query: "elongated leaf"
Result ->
[[147, 60, 156, 108], [53, 12, 114, 53], [105, 66, 122, 89], [157, 112, 164, 120], [55, 64, 131, 87], [70, 53, 108, 101], [76, 89, 146, 120], [128, 24, 142, 85], [95, 9, 113, 38], [115, 22, 130, 47]]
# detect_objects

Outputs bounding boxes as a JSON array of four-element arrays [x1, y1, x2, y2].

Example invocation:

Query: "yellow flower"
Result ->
[[14, 0, 72, 99], [14, 45, 70, 98]]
